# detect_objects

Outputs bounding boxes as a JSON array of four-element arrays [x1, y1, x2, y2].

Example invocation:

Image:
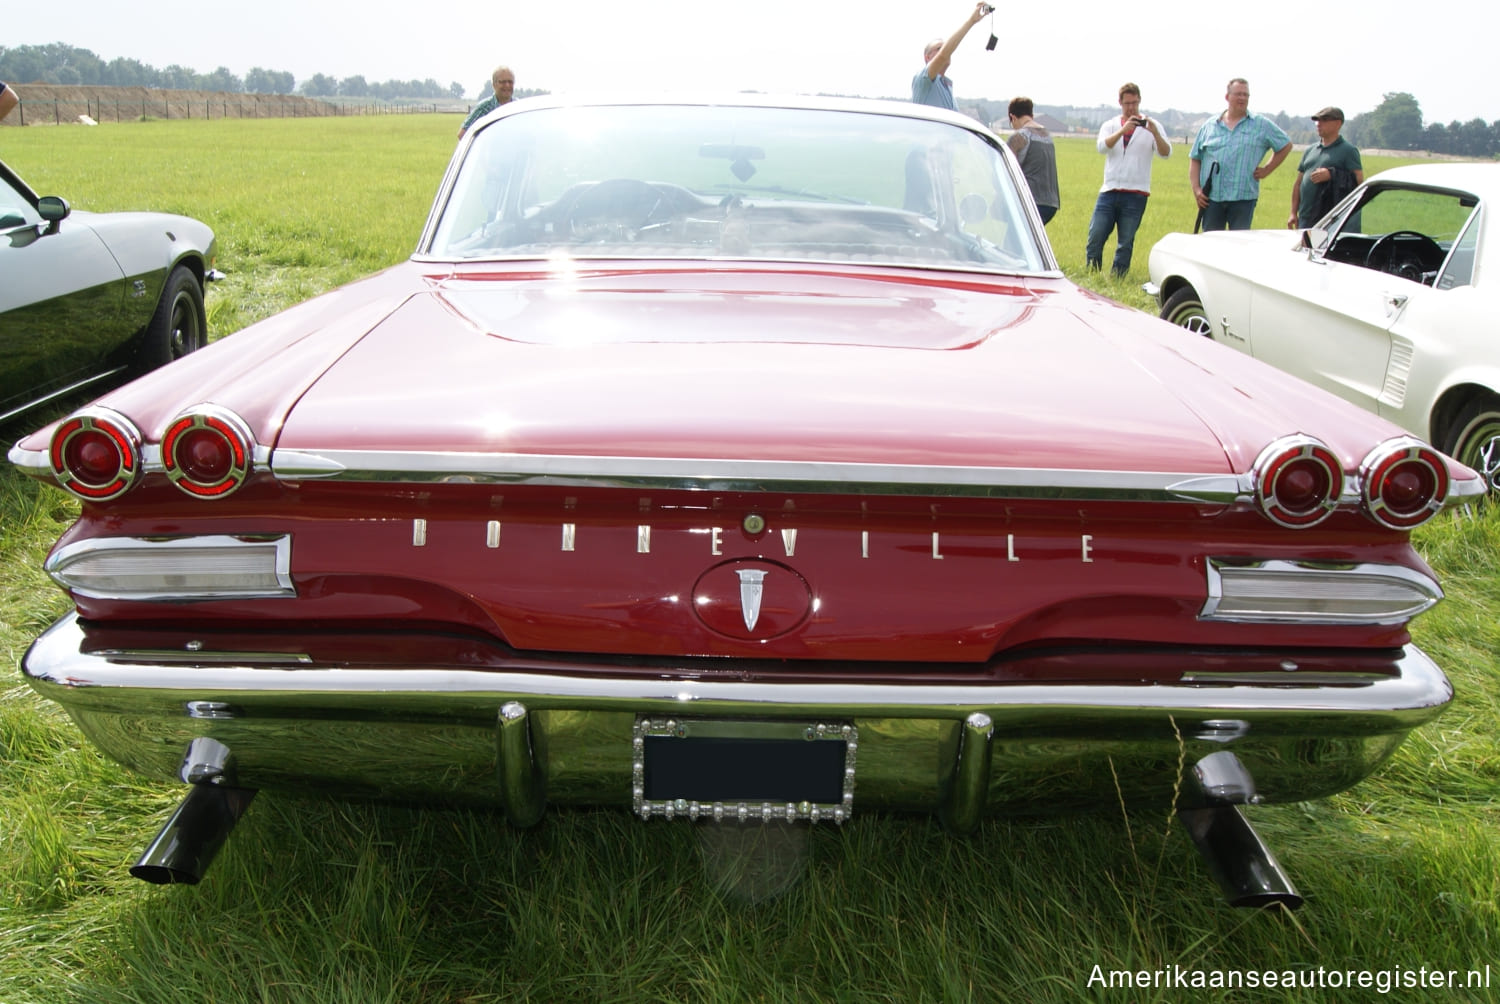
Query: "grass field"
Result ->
[[1, 116, 1495, 1003]]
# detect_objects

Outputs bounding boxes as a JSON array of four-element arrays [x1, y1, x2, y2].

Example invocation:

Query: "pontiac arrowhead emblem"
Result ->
[[736, 568, 767, 630]]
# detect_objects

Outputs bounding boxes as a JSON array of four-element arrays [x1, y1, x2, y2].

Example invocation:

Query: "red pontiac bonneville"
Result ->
[[11, 96, 1481, 905]]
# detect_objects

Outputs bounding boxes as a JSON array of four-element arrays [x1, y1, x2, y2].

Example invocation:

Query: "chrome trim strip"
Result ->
[[1200, 558, 1442, 624], [26, 613, 1451, 720], [0, 367, 129, 426], [268, 448, 1248, 502], [44, 534, 295, 601]]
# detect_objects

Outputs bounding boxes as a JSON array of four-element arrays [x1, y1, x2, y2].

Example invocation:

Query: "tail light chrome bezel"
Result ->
[[1360, 438, 1449, 530], [161, 405, 255, 499], [1250, 436, 1345, 529], [48, 407, 144, 501]]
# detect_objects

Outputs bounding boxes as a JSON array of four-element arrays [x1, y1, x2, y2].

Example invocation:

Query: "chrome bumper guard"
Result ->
[[23, 613, 1451, 828]]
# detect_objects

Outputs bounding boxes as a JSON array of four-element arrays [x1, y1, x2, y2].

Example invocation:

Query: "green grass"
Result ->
[[1, 117, 1495, 1003]]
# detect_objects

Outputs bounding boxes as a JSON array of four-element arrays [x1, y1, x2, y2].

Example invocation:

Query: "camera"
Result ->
[[980, 3, 995, 14], [1133, 116, 1149, 127]]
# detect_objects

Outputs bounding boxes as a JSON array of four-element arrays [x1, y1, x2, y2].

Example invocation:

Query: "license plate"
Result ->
[[632, 717, 856, 823]]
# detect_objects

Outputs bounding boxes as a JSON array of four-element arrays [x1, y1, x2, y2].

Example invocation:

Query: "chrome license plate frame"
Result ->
[[632, 716, 856, 824]]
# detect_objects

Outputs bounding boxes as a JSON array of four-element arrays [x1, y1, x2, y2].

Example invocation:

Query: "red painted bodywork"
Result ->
[[19, 260, 1471, 669]]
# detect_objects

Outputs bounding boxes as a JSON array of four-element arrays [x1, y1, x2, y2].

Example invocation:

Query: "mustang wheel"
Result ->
[[1161, 287, 1213, 336], [1445, 394, 1500, 492], [136, 266, 206, 373]]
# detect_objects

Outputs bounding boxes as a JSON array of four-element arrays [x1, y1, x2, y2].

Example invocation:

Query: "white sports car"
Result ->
[[1147, 163, 1498, 488]]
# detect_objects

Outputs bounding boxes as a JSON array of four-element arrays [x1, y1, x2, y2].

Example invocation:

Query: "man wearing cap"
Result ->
[[1289, 107, 1363, 229]]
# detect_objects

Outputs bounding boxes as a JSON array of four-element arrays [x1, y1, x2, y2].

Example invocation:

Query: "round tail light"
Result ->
[[1251, 436, 1345, 528], [1360, 439, 1449, 529], [49, 408, 143, 500], [162, 406, 254, 498]]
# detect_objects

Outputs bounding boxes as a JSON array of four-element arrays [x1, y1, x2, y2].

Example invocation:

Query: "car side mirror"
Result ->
[[1298, 227, 1328, 257], [37, 195, 70, 234]]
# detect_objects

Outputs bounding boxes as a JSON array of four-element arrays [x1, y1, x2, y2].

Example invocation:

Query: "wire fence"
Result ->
[[3, 97, 457, 126]]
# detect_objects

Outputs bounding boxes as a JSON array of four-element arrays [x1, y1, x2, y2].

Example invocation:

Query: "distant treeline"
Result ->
[[0, 42, 543, 102]]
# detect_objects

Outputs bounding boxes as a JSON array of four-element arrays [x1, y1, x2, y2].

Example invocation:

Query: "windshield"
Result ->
[[426, 104, 1048, 274]]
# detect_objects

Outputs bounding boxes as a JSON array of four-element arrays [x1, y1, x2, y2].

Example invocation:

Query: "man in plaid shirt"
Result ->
[[1189, 78, 1292, 231]]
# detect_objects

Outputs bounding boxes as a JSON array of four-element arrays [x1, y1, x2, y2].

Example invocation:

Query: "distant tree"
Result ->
[[1424, 121, 1449, 154], [46, 64, 83, 85], [1367, 92, 1423, 150], [449, 81, 466, 99], [300, 73, 339, 97], [200, 66, 242, 92], [161, 64, 199, 90], [244, 67, 277, 93], [1455, 118, 1496, 158], [104, 56, 151, 87], [339, 75, 369, 97], [0, 44, 48, 83]]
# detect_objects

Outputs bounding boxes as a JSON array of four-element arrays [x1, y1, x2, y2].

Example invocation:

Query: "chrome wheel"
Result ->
[[1448, 397, 1500, 492], [1161, 287, 1212, 337]]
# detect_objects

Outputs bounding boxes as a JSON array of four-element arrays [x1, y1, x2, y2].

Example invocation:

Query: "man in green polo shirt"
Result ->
[[1289, 106, 1364, 229], [458, 65, 516, 140]]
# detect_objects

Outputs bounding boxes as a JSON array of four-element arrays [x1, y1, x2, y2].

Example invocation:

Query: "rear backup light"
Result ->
[[162, 406, 254, 498], [1202, 558, 1442, 624], [1251, 436, 1344, 528], [1360, 438, 1448, 530], [49, 407, 144, 500], [45, 534, 294, 600]]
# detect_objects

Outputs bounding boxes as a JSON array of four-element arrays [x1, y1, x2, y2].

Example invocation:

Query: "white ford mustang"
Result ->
[[1147, 163, 1499, 488]]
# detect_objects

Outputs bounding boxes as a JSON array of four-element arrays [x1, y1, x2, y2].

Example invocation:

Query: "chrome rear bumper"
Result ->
[[22, 613, 1451, 823]]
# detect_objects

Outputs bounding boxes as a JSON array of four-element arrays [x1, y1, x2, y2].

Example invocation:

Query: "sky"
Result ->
[[7, 0, 1492, 125]]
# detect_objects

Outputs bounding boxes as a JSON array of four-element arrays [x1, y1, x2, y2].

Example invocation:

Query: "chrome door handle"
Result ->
[[1384, 293, 1408, 316]]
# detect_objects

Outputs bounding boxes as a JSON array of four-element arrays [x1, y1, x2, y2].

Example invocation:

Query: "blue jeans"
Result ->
[[1199, 199, 1257, 231], [1085, 190, 1149, 275]]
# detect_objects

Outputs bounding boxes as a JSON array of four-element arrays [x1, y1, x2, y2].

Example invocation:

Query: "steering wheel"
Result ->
[[566, 179, 668, 241], [1364, 229, 1443, 282]]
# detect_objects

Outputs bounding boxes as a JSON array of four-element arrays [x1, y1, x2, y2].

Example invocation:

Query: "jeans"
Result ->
[[1199, 199, 1257, 232], [1085, 190, 1149, 275]]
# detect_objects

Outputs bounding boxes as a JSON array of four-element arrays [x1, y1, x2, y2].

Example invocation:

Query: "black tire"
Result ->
[[135, 266, 206, 373], [1160, 287, 1213, 337], [1443, 393, 1500, 492]]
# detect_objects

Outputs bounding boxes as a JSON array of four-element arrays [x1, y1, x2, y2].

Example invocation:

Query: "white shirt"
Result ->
[[1095, 116, 1172, 194]]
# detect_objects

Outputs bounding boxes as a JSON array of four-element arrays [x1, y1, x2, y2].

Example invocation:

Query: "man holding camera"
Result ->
[[911, 3, 993, 111], [1085, 83, 1172, 275]]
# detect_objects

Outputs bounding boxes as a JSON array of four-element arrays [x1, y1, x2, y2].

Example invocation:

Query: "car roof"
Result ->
[[1367, 161, 1500, 197], [477, 91, 999, 137]]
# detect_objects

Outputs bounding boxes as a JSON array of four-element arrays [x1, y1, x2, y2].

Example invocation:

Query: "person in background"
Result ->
[[0, 81, 19, 122], [1289, 106, 1363, 229], [1189, 78, 1292, 230], [457, 65, 515, 139], [1007, 97, 1059, 224], [1085, 82, 1172, 275], [911, 3, 993, 111]]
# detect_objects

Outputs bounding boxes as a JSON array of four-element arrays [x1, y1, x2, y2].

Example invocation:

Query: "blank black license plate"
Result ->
[[632, 717, 856, 823]]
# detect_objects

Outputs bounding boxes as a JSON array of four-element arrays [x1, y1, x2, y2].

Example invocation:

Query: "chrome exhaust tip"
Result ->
[[1180, 802, 1303, 910], [130, 783, 257, 884], [130, 736, 256, 884]]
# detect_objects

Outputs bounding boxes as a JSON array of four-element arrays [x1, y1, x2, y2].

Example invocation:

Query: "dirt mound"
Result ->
[[6, 84, 338, 125]]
